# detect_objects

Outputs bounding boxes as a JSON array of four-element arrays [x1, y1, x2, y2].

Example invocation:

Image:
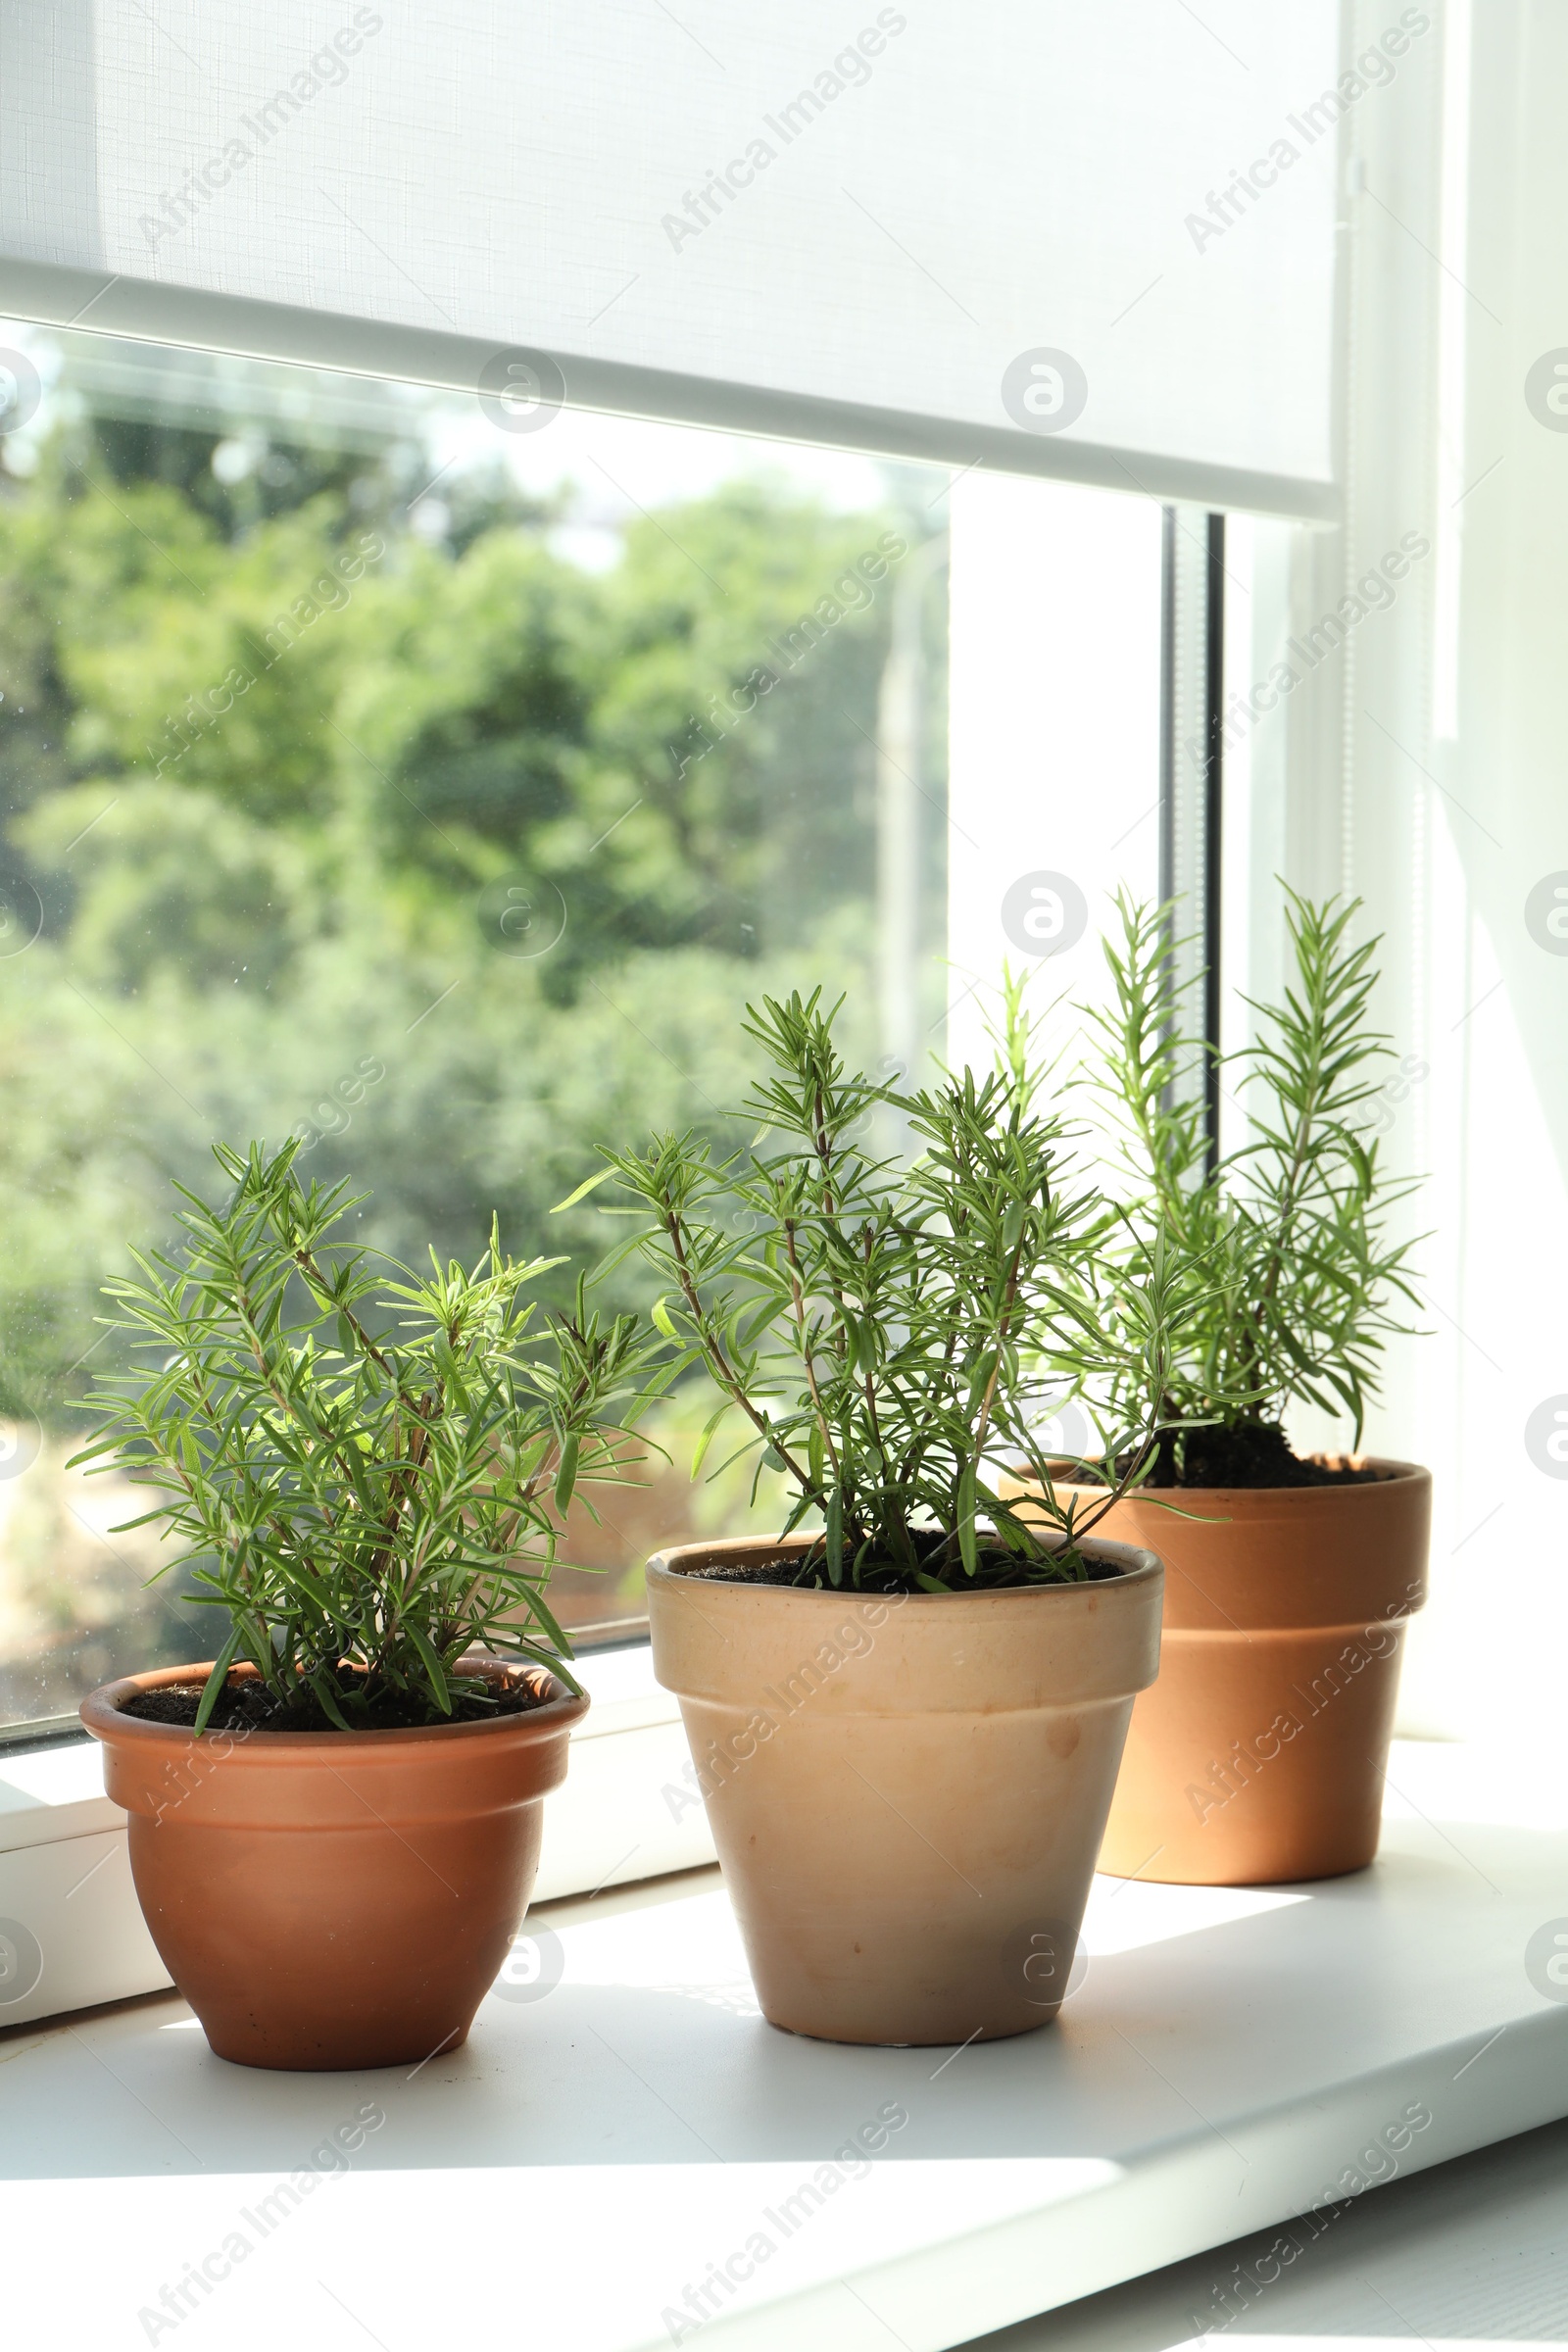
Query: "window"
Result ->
[[0, 323, 957, 1730], [0, 322, 1190, 1743]]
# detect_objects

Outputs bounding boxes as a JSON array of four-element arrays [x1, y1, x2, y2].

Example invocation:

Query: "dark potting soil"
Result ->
[[1113, 1420, 1385, 1491], [121, 1671, 552, 1735], [690, 1536, 1125, 1594]]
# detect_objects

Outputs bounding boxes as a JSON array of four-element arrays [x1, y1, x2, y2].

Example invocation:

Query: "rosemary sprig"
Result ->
[[71, 1139, 657, 1730]]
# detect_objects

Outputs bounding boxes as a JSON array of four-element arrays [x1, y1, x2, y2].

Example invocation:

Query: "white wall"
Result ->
[[1410, 0, 1568, 1740], [1231, 0, 1568, 1741]]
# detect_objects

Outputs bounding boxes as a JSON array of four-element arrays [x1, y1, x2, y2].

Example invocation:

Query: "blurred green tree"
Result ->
[[0, 393, 939, 1442]]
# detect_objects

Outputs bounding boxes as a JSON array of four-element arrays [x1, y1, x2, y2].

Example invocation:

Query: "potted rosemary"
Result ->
[[590, 983, 1206, 2047], [1017, 890, 1431, 1887], [77, 1141, 650, 2071]]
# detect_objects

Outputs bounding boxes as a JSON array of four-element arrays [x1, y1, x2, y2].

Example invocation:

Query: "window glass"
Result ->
[[0, 325, 951, 1726]]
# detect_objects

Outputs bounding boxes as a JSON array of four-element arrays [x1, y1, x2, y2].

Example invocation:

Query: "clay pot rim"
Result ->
[[80, 1651, 588, 1751], [648, 1530, 1162, 1599], [1012, 1452, 1430, 1502]]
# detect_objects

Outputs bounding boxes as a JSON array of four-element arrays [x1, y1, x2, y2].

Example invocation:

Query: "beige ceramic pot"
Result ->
[[82, 1654, 586, 2071], [1003, 1460, 1431, 1886], [646, 1533, 1162, 2047]]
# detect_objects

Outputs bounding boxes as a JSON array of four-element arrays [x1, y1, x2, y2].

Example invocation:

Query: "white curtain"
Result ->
[[1, 2, 1348, 510]]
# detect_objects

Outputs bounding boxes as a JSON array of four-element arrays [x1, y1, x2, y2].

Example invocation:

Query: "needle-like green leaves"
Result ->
[[70, 1139, 659, 1728], [596, 983, 1206, 1589], [1081, 888, 1423, 1462]]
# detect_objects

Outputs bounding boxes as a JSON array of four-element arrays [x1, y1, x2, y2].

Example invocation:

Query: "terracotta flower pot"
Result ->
[[1003, 1460, 1431, 1886], [646, 1534, 1162, 2046], [81, 1655, 586, 2071]]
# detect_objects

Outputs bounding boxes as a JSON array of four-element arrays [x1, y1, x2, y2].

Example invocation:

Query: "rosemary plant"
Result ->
[[584, 983, 1209, 1590], [73, 1141, 653, 1730], [1082, 888, 1421, 1478]]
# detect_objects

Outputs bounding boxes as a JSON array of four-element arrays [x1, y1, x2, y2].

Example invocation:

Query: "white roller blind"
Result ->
[[0, 1, 1356, 513]]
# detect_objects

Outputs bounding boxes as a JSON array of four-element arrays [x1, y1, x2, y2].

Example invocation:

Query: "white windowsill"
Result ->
[[977, 2099, 1568, 2349], [4, 1740, 1568, 2351]]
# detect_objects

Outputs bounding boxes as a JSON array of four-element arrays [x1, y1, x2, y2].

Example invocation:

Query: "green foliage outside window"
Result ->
[[0, 352, 944, 1709]]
